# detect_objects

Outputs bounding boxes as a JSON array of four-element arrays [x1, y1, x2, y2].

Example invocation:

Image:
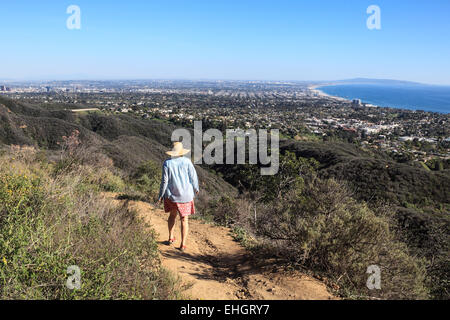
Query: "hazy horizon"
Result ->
[[2, 77, 450, 88]]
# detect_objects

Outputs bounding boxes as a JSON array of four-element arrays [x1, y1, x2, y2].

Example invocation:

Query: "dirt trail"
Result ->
[[106, 193, 335, 300]]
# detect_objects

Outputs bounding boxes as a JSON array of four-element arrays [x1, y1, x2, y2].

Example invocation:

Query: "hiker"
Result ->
[[157, 142, 199, 252]]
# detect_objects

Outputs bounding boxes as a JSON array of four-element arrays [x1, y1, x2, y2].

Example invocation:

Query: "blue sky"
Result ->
[[1, 0, 450, 84]]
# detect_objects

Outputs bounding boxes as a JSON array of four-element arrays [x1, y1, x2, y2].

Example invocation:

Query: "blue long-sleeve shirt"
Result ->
[[158, 156, 199, 203]]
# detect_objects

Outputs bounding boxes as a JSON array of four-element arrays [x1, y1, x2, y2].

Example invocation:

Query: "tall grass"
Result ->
[[0, 145, 182, 299]]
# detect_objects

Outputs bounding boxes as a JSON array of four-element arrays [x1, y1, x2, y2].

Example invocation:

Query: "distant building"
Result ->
[[0, 85, 6, 91], [352, 99, 362, 107], [399, 136, 417, 142]]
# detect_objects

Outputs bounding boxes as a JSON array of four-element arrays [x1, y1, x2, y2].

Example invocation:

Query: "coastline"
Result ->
[[307, 84, 351, 103], [308, 84, 450, 113]]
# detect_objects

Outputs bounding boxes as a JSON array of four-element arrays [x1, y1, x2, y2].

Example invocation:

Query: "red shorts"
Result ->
[[164, 198, 195, 218]]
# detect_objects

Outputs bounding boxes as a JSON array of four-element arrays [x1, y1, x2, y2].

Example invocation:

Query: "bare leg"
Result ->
[[180, 215, 189, 248], [168, 209, 177, 241]]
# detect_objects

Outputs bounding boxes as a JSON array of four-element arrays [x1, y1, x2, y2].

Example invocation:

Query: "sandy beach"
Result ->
[[307, 84, 350, 102]]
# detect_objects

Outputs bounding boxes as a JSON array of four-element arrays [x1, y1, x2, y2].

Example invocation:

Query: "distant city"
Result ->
[[1, 79, 448, 164]]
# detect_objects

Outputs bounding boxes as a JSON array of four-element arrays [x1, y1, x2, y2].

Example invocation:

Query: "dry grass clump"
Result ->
[[253, 178, 429, 299], [0, 144, 182, 300]]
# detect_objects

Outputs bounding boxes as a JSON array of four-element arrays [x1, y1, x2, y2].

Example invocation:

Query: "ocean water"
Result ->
[[318, 84, 450, 114]]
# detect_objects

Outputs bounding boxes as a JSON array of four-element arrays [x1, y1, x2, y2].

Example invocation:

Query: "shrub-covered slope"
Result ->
[[0, 96, 237, 198]]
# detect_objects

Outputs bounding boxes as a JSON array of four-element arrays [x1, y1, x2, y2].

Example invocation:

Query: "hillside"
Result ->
[[0, 95, 448, 299], [0, 140, 334, 300], [0, 96, 236, 198], [209, 136, 449, 299], [280, 140, 450, 208], [0, 143, 183, 299], [107, 192, 335, 300], [0, 96, 335, 300]]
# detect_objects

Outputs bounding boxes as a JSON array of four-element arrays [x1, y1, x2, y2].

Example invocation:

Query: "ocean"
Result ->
[[318, 84, 450, 114]]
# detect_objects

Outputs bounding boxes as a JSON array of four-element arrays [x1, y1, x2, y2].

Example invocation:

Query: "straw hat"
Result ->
[[166, 142, 190, 157]]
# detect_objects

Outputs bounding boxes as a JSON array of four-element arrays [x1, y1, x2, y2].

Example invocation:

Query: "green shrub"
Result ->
[[255, 178, 429, 299], [83, 166, 126, 192], [199, 195, 238, 226], [0, 154, 181, 300], [131, 160, 161, 201], [232, 226, 256, 249]]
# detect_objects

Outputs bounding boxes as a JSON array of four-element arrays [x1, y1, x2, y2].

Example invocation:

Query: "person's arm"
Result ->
[[188, 160, 199, 195], [158, 162, 169, 202]]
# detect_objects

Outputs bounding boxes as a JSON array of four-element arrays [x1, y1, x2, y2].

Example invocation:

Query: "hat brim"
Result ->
[[166, 149, 190, 157]]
